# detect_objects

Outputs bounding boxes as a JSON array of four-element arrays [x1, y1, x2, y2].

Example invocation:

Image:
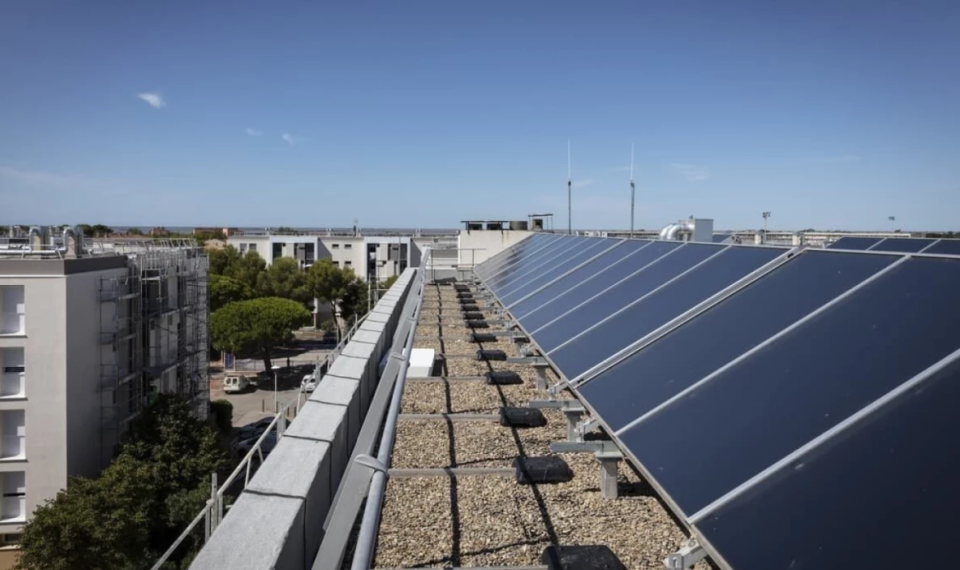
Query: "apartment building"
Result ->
[[0, 228, 209, 557]]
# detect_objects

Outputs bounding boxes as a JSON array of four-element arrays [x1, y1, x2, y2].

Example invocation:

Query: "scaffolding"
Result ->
[[98, 241, 211, 459], [98, 269, 143, 462]]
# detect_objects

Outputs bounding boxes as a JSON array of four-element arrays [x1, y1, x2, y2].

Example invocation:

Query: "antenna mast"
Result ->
[[567, 140, 572, 235], [629, 143, 635, 237]]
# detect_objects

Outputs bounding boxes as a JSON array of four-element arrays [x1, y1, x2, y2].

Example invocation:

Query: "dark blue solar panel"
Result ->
[[619, 256, 960, 516], [493, 238, 604, 298], [923, 239, 960, 255], [527, 242, 708, 345], [510, 240, 648, 319], [712, 234, 731, 243], [581, 250, 899, 432], [550, 246, 783, 379], [486, 236, 574, 288], [868, 237, 936, 253], [499, 239, 620, 306], [699, 354, 960, 570], [826, 236, 882, 250], [476, 233, 555, 278]]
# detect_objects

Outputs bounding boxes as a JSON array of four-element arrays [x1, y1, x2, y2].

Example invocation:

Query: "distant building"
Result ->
[[0, 227, 208, 558], [193, 227, 239, 237]]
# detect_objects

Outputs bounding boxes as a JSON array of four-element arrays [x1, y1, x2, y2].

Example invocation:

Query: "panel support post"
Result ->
[[533, 363, 550, 391], [597, 452, 620, 499], [563, 409, 585, 441], [664, 537, 708, 570]]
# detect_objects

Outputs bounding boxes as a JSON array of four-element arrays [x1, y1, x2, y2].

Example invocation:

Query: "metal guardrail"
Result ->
[[150, 312, 370, 570], [312, 252, 429, 570]]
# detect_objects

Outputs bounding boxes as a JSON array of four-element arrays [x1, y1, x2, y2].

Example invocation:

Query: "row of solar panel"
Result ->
[[474, 234, 960, 570], [828, 235, 960, 254]]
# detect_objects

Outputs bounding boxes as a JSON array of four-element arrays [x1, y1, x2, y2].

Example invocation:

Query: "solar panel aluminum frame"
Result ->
[[515, 240, 657, 320], [504, 239, 628, 309], [487, 236, 595, 294], [482, 235, 571, 283], [805, 246, 960, 260], [473, 232, 546, 276], [865, 237, 937, 253], [497, 237, 617, 303], [612, 253, 912, 438], [544, 243, 746, 356], [478, 233, 566, 281], [565, 246, 799, 388], [529, 241, 694, 335]]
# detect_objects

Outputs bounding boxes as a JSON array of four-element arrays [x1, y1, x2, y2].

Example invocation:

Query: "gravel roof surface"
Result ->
[[374, 282, 709, 570]]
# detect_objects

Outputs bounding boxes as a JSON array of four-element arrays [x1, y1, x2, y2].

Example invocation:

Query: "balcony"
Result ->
[[0, 349, 24, 399], [0, 286, 24, 336]]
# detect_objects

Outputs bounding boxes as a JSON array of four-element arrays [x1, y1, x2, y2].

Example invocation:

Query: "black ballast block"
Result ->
[[486, 370, 522, 385], [500, 407, 547, 428], [476, 349, 507, 361], [514, 456, 573, 484], [454, 284, 471, 292], [471, 333, 498, 344], [462, 311, 484, 320], [466, 320, 489, 329], [541, 545, 626, 570]]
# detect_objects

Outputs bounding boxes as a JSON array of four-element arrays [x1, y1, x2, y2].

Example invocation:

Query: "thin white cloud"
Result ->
[[281, 133, 305, 145], [245, 128, 263, 137], [670, 163, 710, 182], [137, 92, 166, 109], [805, 155, 861, 164]]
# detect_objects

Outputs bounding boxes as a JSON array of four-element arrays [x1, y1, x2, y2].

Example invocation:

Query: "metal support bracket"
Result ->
[[548, 441, 623, 499], [577, 417, 600, 438], [664, 537, 708, 570], [507, 356, 550, 365], [528, 399, 586, 439], [532, 362, 550, 390]]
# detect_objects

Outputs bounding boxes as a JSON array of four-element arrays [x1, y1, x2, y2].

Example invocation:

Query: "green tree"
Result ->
[[340, 277, 369, 326], [207, 245, 242, 276], [382, 274, 399, 291], [226, 251, 266, 291], [256, 257, 312, 306], [209, 274, 253, 312], [210, 297, 311, 370], [126, 227, 145, 236]]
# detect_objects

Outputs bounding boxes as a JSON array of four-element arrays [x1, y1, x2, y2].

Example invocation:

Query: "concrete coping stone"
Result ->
[[308, 376, 360, 407], [341, 342, 375, 359], [350, 330, 382, 345], [285, 401, 347, 442], [327, 354, 368, 381], [187, 493, 303, 570], [366, 312, 391, 323], [359, 319, 387, 334], [246, 437, 331, 498]]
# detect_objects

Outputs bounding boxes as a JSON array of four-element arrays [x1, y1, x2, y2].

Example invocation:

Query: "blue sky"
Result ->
[[1, 1, 958, 231]]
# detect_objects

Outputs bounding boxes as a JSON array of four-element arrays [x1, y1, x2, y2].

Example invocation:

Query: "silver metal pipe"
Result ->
[[350, 253, 428, 570]]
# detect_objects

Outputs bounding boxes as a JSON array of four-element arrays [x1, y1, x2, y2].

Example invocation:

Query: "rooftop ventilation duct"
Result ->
[[658, 218, 715, 242], [63, 226, 83, 258], [659, 220, 695, 241], [27, 226, 45, 250]]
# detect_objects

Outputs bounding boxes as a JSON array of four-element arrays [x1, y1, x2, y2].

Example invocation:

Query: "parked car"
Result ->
[[238, 432, 277, 458], [223, 374, 252, 394], [301, 373, 318, 393], [237, 417, 274, 441]]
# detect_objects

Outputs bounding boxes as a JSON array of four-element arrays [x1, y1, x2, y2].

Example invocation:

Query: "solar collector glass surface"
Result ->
[[548, 246, 784, 379], [510, 240, 653, 320], [923, 239, 960, 255], [491, 237, 603, 298], [528, 242, 713, 350], [499, 238, 620, 305], [826, 236, 882, 250], [476, 233, 558, 278], [485, 236, 573, 288], [580, 250, 899, 432], [619, 256, 960, 516], [867, 237, 936, 253], [698, 355, 960, 570]]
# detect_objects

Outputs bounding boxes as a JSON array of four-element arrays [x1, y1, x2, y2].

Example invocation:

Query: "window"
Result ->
[[0, 472, 24, 522], [344, 244, 352, 250], [239, 243, 248, 255], [344, 261, 352, 267], [0, 411, 25, 460], [248, 243, 257, 252], [1, 533, 20, 547], [0, 348, 24, 398], [331, 243, 340, 249], [0, 286, 25, 335]]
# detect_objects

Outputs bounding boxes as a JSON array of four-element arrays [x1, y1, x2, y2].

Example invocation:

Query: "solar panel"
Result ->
[[697, 352, 960, 570], [923, 239, 960, 255], [712, 234, 731, 243], [867, 237, 936, 253], [579, 249, 899, 432], [484, 235, 573, 286], [509, 240, 648, 319], [528, 243, 717, 349], [827, 236, 881, 250], [618, 256, 960, 516], [491, 237, 604, 297], [499, 238, 621, 306], [475, 233, 555, 278], [548, 246, 784, 380]]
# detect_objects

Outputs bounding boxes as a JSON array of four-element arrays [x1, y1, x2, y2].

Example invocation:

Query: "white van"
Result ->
[[223, 374, 251, 394]]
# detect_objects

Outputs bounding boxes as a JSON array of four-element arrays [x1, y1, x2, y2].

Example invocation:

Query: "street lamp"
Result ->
[[888, 216, 896, 232], [761, 212, 771, 243], [271, 365, 281, 414]]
